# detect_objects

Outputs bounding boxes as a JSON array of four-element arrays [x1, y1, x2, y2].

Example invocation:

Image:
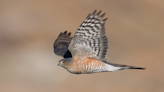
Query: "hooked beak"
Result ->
[[58, 62, 60, 66]]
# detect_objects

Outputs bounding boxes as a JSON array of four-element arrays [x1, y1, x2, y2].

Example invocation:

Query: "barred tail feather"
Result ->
[[105, 61, 146, 71], [128, 66, 145, 70]]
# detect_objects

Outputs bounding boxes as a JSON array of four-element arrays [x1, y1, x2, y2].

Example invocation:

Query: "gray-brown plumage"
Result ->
[[53, 31, 72, 58], [55, 10, 145, 74]]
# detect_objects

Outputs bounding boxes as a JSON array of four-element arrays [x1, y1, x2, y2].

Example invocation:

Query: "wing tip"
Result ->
[[67, 32, 71, 36], [100, 13, 106, 18], [96, 10, 102, 16], [58, 30, 72, 37], [63, 31, 67, 35], [86, 13, 91, 19], [92, 9, 97, 15], [102, 18, 108, 21]]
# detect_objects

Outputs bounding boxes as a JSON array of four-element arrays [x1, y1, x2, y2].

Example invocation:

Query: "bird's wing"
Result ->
[[68, 10, 108, 62], [53, 31, 72, 58]]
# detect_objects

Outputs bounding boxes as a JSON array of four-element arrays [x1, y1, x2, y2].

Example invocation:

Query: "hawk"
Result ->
[[53, 10, 145, 74]]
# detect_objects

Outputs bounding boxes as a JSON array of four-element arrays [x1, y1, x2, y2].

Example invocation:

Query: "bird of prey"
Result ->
[[53, 10, 145, 74]]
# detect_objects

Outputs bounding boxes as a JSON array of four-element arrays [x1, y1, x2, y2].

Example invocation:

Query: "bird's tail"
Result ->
[[104, 61, 146, 71], [127, 66, 145, 70]]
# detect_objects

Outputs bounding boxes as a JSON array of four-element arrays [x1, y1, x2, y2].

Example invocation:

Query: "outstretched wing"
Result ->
[[53, 31, 72, 58], [68, 10, 108, 61]]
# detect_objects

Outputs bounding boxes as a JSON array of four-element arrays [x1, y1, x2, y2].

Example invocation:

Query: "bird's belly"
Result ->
[[68, 60, 108, 74], [82, 65, 108, 74]]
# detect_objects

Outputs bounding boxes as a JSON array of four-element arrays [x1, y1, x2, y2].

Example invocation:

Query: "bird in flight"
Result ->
[[53, 10, 145, 74]]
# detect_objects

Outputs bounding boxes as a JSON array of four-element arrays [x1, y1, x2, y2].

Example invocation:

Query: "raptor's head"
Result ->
[[58, 58, 73, 67]]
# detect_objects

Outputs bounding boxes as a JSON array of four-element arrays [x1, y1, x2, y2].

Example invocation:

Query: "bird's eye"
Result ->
[[63, 61, 65, 63]]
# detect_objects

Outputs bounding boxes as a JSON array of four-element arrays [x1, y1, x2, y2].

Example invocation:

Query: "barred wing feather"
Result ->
[[68, 10, 109, 61]]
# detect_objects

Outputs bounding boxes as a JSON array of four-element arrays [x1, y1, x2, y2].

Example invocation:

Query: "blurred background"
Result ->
[[0, 0, 164, 92]]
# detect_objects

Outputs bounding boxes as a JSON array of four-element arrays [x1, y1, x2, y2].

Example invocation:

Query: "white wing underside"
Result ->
[[69, 10, 109, 61]]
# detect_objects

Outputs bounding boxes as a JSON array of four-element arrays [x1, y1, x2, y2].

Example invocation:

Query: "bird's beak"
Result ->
[[58, 62, 60, 66]]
